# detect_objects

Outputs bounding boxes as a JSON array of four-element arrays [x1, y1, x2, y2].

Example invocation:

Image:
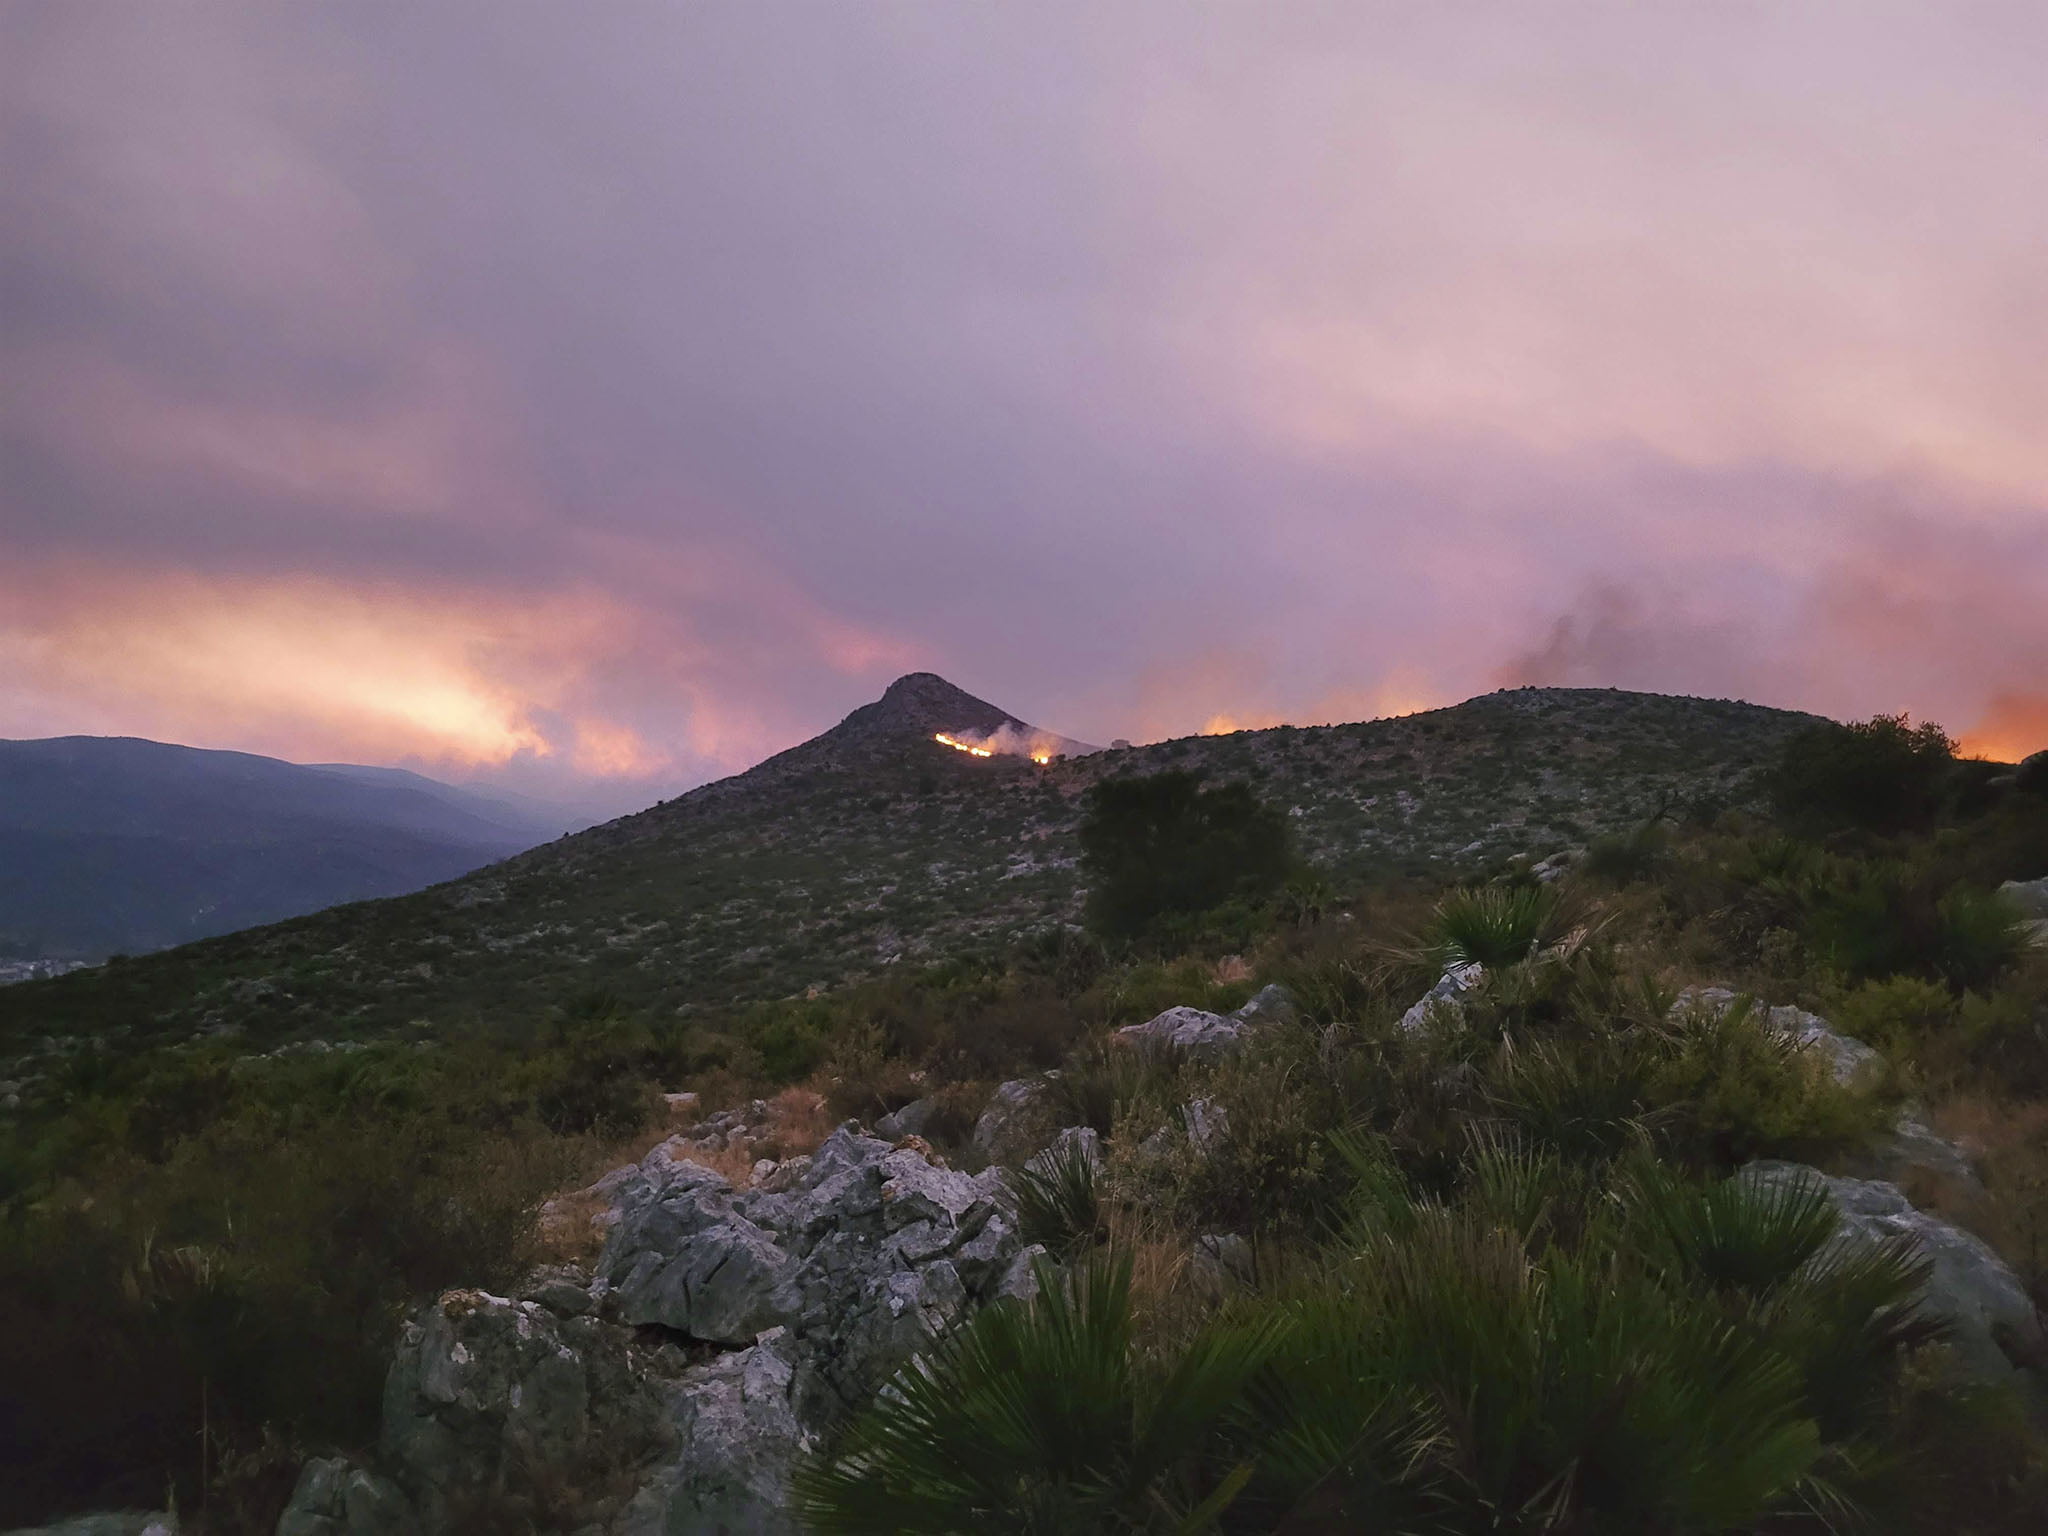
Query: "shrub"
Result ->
[[1646, 997, 1893, 1170], [1430, 884, 1559, 968], [1580, 813, 1672, 885], [1772, 713, 1955, 834], [1801, 862, 2026, 990], [1047, 1040, 1176, 1139], [0, 1114, 567, 1529], [1079, 772, 1294, 940], [796, 1252, 1278, 1534], [1833, 975, 1959, 1060]]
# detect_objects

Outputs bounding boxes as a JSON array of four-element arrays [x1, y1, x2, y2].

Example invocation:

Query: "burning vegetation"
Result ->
[[934, 728, 1057, 765]]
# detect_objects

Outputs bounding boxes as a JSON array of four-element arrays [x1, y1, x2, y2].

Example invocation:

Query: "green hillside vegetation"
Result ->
[[4, 692, 2048, 1531], [0, 685, 1812, 1055]]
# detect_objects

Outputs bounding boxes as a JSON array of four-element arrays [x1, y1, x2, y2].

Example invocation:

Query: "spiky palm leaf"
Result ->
[[795, 1252, 1280, 1535], [1432, 886, 1560, 969], [1244, 1210, 1827, 1532], [1011, 1138, 1105, 1260]]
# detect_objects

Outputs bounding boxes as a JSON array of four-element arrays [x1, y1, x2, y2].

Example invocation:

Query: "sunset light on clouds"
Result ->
[[5, 2, 2047, 813]]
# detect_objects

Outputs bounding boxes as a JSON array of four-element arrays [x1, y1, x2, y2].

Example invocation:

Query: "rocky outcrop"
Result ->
[[874, 1095, 939, 1139], [278, 1125, 1026, 1535], [1743, 1162, 2046, 1390]]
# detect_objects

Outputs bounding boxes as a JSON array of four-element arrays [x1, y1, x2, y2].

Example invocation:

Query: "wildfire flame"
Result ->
[[935, 730, 1056, 765]]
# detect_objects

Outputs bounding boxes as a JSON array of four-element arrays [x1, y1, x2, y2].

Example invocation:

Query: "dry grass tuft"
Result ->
[[534, 1187, 613, 1266], [1927, 1094, 2048, 1310], [761, 1086, 834, 1158]]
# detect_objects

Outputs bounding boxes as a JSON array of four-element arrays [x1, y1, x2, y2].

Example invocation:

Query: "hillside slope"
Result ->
[[0, 737, 567, 962], [0, 677, 1817, 1047]]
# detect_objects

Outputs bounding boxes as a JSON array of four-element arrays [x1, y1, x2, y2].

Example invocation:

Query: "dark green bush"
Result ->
[[1801, 861, 2027, 990], [1079, 772, 1294, 940], [1772, 714, 1955, 834], [0, 1113, 567, 1529]]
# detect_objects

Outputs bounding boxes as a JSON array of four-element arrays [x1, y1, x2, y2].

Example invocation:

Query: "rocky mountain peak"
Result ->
[[838, 673, 1021, 740]]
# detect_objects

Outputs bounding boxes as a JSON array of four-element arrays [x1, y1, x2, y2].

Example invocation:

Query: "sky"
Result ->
[[4, 2, 2047, 817]]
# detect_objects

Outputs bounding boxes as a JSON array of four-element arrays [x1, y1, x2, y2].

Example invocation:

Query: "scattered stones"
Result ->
[[1529, 848, 1585, 884], [1743, 1162, 2047, 1390]]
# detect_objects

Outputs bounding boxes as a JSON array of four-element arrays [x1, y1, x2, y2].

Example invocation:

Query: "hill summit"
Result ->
[[774, 673, 1100, 770]]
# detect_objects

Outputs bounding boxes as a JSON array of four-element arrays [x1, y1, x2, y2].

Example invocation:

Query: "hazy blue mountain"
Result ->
[[0, 736, 577, 961]]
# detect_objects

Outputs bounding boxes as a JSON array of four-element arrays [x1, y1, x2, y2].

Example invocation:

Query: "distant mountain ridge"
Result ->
[[0, 736, 573, 962], [0, 678, 1819, 1046]]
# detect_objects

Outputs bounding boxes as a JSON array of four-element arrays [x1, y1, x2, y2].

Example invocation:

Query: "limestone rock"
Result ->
[[1999, 874, 2048, 919], [971, 1076, 1055, 1160], [1743, 1162, 2046, 1389], [1399, 962, 1487, 1033], [613, 1330, 811, 1536], [275, 1458, 412, 1536], [1231, 983, 1299, 1027], [1024, 1125, 1103, 1178], [1115, 1006, 1246, 1059], [874, 1095, 937, 1139], [281, 1119, 1029, 1534]]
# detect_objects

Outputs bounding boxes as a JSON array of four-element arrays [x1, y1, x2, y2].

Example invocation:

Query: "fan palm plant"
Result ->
[[1242, 1210, 1828, 1532], [1431, 886, 1561, 969], [1011, 1137, 1106, 1260], [795, 1251, 1282, 1535]]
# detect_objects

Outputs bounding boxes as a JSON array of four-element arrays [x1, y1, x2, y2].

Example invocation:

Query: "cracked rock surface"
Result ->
[[274, 1124, 1025, 1535]]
